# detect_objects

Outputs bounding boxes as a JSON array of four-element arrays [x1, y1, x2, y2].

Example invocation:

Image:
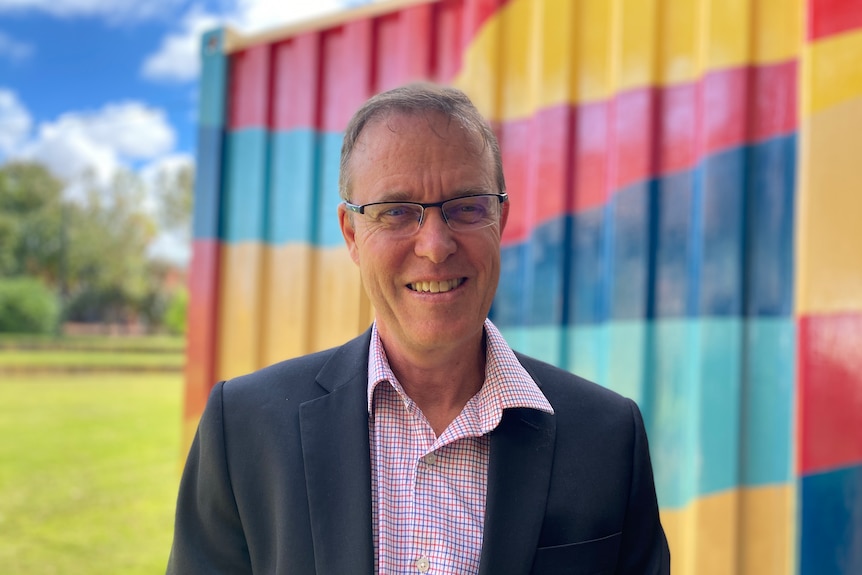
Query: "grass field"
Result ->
[[0, 350, 185, 369], [0, 338, 184, 575]]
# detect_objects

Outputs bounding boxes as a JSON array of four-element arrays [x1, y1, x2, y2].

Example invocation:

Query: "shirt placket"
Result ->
[[410, 408, 438, 574]]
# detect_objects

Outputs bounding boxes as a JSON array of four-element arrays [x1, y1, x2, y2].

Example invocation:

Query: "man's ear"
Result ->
[[338, 203, 361, 265], [499, 196, 510, 234]]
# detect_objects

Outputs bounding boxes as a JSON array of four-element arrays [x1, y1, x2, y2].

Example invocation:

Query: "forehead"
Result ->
[[347, 111, 494, 199]]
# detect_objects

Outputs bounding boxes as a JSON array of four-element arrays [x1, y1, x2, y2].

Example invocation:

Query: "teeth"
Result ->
[[410, 279, 462, 293]]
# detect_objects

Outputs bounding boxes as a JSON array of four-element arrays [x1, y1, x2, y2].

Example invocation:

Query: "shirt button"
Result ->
[[416, 556, 430, 573], [423, 452, 437, 465]]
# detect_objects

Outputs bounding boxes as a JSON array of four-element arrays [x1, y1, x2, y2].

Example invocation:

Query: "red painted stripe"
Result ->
[[809, 0, 862, 41], [235, 0, 512, 132], [320, 18, 376, 132], [228, 44, 272, 129], [499, 61, 797, 244], [272, 33, 322, 131], [799, 312, 862, 474], [184, 240, 220, 421], [375, 4, 435, 92]]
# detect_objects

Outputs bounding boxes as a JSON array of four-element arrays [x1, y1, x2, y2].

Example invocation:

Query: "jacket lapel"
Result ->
[[299, 331, 375, 575], [478, 407, 556, 575]]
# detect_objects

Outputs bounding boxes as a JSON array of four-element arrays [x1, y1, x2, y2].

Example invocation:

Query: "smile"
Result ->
[[407, 278, 464, 293]]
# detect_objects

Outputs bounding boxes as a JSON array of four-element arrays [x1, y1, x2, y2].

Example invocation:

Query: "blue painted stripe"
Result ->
[[221, 129, 268, 242], [744, 134, 796, 316], [193, 125, 223, 240], [317, 132, 346, 248], [198, 28, 228, 129], [268, 130, 319, 244], [800, 464, 862, 575], [498, 317, 795, 509], [495, 134, 796, 326]]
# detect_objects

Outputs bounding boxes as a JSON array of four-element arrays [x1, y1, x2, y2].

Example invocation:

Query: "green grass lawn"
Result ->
[[0, 333, 185, 352], [0, 350, 185, 369], [0, 372, 183, 574]]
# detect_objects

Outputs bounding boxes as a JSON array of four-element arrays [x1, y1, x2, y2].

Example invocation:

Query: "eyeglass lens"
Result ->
[[364, 195, 500, 235]]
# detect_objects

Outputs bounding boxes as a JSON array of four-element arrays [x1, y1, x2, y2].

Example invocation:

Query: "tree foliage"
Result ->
[[155, 161, 194, 233], [0, 161, 192, 330], [0, 163, 65, 283]]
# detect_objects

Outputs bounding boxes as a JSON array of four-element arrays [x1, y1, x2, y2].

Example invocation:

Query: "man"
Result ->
[[167, 83, 670, 574]]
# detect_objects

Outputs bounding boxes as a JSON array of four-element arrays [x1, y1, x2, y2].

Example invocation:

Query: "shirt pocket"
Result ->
[[529, 531, 622, 575]]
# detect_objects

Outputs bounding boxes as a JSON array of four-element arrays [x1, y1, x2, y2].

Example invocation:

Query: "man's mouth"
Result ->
[[407, 278, 464, 293]]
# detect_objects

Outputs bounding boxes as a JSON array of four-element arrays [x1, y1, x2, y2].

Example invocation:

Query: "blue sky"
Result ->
[[0, 0, 372, 262]]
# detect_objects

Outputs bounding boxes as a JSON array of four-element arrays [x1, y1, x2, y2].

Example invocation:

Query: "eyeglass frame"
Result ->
[[342, 192, 508, 235]]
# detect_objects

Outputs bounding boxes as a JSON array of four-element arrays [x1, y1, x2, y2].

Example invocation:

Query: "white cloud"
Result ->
[[140, 0, 380, 83], [140, 152, 193, 210], [232, 0, 346, 33], [0, 0, 184, 21], [15, 101, 176, 185], [0, 88, 33, 155], [0, 31, 35, 62], [141, 7, 221, 82]]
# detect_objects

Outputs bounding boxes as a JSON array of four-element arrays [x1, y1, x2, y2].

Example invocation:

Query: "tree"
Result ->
[[63, 169, 158, 323], [155, 161, 194, 234], [0, 161, 188, 329], [0, 163, 65, 283]]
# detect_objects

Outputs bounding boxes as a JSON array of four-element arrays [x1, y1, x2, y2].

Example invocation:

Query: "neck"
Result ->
[[383, 333, 486, 437]]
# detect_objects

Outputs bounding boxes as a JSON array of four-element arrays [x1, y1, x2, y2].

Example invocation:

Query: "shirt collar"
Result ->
[[366, 319, 553, 417]]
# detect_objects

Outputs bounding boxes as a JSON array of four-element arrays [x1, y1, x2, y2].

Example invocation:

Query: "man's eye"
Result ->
[[380, 206, 411, 218], [448, 202, 488, 220]]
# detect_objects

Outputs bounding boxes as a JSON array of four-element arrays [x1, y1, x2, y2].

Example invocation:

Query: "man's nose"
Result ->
[[414, 207, 456, 263]]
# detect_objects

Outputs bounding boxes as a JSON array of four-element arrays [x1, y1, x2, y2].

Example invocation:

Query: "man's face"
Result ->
[[339, 111, 508, 359]]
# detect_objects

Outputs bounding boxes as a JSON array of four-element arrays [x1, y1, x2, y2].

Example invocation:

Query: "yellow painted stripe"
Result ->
[[259, 244, 375, 365], [259, 244, 315, 367], [803, 29, 862, 116], [309, 247, 374, 353], [796, 95, 862, 314], [738, 485, 797, 575], [216, 244, 373, 382], [216, 243, 266, 382], [660, 484, 795, 575], [454, 0, 800, 121]]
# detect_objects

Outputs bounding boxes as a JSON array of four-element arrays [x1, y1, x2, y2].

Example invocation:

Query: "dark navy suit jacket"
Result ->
[[167, 329, 670, 574]]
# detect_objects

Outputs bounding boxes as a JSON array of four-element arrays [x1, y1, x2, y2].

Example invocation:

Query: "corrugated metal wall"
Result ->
[[185, 0, 862, 573]]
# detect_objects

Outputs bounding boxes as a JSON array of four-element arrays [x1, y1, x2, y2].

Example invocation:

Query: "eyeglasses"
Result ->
[[343, 192, 508, 238]]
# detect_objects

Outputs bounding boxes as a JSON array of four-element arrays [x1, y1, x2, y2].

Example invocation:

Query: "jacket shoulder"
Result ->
[[219, 328, 372, 406]]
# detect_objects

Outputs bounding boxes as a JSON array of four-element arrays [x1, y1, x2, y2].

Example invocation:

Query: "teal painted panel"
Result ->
[[269, 130, 319, 244], [696, 319, 743, 496], [221, 129, 268, 242], [498, 325, 563, 367], [317, 132, 347, 247], [199, 29, 228, 129], [742, 318, 795, 486], [499, 317, 795, 510], [648, 319, 701, 509]]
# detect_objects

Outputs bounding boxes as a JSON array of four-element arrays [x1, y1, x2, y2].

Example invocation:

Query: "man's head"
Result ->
[[338, 83, 506, 202], [337, 83, 509, 361]]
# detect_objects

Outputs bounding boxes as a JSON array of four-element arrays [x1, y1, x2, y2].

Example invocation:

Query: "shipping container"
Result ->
[[186, 0, 862, 572]]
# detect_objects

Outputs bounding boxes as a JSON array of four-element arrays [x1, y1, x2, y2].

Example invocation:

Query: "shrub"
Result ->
[[0, 276, 60, 334], [163, 287, 188, 336]]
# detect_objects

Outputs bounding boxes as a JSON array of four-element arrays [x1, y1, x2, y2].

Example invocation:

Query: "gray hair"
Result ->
[[338, 83, 506, 201]]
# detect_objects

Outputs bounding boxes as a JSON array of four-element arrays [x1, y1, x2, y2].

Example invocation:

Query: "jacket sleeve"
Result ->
[[166, 381, 253, 574], [617, 399, 671, 574]]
